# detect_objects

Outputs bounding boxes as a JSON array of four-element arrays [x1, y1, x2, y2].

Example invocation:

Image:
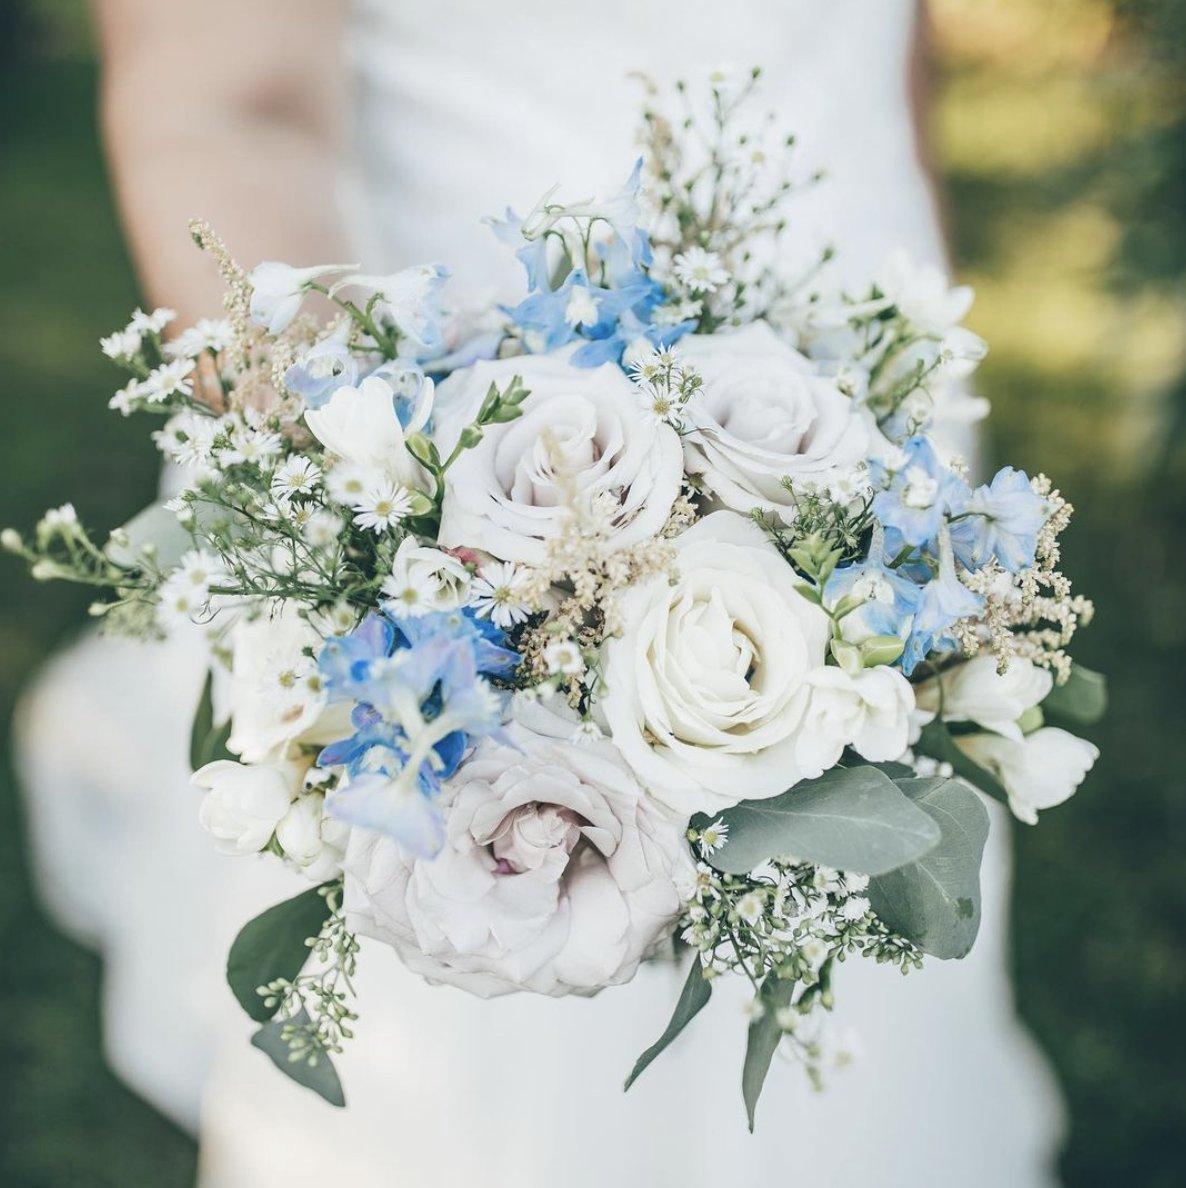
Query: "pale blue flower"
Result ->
[[872, 436, 970, 549], [949, 467, 1047, 572], [284, 337, 359, 408]]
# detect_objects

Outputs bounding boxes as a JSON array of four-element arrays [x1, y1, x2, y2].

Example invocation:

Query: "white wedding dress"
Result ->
[[18, 1, 1067, 1185]]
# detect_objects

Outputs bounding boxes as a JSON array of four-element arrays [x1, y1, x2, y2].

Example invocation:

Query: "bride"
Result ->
[[20, 1, 1065, 1183]]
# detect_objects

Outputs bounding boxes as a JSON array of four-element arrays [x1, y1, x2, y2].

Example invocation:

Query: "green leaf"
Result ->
[[189, 669, 234, 771], [741, 975, 795, 1131], [226, 886, 333, 1022], [250, 1012, 346, 1108], [707, 766, 941, 877], [1041, 664, 1107, 727], [868, 777, 989, 959], [624, 959, 712, 1091], [915, 719, 1009, 805]]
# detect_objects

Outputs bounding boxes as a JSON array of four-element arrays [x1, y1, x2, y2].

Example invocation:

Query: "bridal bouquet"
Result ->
[[8, 70, 1105, 1125]]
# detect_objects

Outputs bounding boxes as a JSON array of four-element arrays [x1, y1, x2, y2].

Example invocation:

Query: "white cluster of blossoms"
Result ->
[[4, 70, 1104, 1120], [684, 823, 921, 1088]]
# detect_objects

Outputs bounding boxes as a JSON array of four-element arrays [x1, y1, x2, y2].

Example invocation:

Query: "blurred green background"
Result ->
[[0, 1, 1183, 1183]]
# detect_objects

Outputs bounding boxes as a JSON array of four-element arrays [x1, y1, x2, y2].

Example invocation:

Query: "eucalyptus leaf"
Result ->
[[741, 975, 795, 1132], [915, 719, 1009, 805], [251, 1012, 346, 1108], [189, 669, 234, 771], [624, 959, 712, 1091], [227, 886, 333, 1021], [868, 777, 989, 959], [708, 765, 940, 877], [1041, 664, 1107, 727]]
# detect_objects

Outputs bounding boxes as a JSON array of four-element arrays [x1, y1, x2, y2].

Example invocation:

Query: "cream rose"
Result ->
[[342, 702, 693, 997], [677, 322, 867, 514], [599, 511, 831, 817], [433, 352, 682, 564]]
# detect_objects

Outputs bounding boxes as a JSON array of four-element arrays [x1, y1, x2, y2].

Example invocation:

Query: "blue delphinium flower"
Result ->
[[283, 334, 359, 408], [492, 161, 693, 369], [316, 609, 517, 856], [871, 436, 970, 549], [949, 466, 1047, 573], [825, 558, 922, 649], [901, 525, 985, 671]]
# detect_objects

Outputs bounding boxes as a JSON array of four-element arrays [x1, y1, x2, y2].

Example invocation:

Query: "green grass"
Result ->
[[0, 55, 197, 1187]]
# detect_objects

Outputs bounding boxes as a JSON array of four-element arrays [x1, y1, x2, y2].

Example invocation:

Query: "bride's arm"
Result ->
[[93, 0, 351, 325]]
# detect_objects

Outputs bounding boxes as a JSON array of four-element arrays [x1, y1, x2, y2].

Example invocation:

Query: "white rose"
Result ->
[[677, 322, 867, 514], [599, 511, 831, 817], [957, 727, 1098, 825], [433, 351, 682, 564], [795, 666, 916, 776], [304, 374, 430, 491], [342, 702, 693, 997], [914, 655, 1053, 742], [276, 790, 351, 882], [380, 537, 470, 617], [194, 758, 300, 855], [226, 603, 352, 763]]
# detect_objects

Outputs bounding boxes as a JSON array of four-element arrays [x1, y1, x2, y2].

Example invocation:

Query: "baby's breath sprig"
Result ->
[[682, 825, 921, 1087], [257, 882, 361, 1068]]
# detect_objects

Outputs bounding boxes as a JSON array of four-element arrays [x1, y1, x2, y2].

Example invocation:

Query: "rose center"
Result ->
[[489, 802, 584, 875], [716, 383, 812, 453]]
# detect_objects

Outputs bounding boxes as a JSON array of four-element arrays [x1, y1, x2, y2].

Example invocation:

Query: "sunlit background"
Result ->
[[0, 1, 1183, 1183]]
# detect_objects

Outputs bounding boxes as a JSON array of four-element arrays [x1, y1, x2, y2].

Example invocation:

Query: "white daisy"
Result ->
[[128, 307, 176, 335], [218, 425, 283, 468], [351, 480, 413, 534], [735, 890, 765, 926], [324, 460, 381, 506], [544, 638, 584, 676], [100, 328, 141, 360], [143, 358, 195, 403], [270, 456, 322, 502], [164, 317, 234, 359], [673, 247, 729, 294], [698, 818, 730, 855], [301, 509, 344, 549], [157, 573, 206, 625], [468, 561, 531, 628], [109, 379, 148, 415], [176, 549, 225, 594]]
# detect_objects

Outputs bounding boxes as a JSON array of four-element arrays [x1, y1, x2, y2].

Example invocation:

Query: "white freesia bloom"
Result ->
[[333, 264, 447, 355], [875, 249, 973, 336], [677, 323, 867, 514], [381, 537, 470, 617], [958, 727, 1098, 825], [599, 511, 831, 816], [225, 604, 351, 763], [342, 702, 693, 997], [247, 262, 355, 335], [795, 666, 916, 776], [194, 758, 301, 856], [914, 655, 1053, 742], [304, 375, 430, 492], [276, 791, 351, 882], [434, 351, 682, 564]]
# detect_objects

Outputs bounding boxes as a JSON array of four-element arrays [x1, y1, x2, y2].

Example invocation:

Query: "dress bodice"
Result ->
[[344, 0, 942, 298]]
